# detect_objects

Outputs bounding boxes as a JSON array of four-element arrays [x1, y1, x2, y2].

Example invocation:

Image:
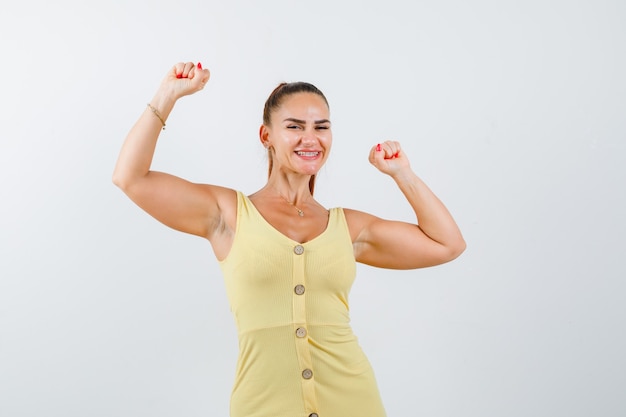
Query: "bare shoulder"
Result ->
[[342, 208, 380, 243], [209, 184, 238, 209]]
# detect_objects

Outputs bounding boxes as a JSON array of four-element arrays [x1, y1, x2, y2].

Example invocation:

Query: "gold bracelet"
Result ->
[[147, 103, 166, 130]]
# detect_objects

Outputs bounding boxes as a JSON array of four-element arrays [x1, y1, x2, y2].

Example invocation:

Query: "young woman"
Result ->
[[113, 61, 465, 417]]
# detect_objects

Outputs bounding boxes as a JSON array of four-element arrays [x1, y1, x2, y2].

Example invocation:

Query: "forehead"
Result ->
[[273, 92, 330, 120]]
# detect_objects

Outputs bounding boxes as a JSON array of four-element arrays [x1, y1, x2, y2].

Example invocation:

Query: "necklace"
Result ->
[[274, 189, 306, 217]]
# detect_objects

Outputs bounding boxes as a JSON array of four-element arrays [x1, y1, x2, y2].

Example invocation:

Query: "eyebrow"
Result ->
[[283, 117, 331, 125]]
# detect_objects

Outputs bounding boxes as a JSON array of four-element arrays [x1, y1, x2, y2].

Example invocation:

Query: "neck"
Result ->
[[271, 186, 309, 217], [266, 174, 313, 203]]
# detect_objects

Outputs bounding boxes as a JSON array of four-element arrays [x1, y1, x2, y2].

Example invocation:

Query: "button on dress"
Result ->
[[219, 191, 387, 417]]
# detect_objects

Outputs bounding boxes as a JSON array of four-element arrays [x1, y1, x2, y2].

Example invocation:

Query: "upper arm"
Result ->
[[117, 170, 236, 240], [344, 208, 463, 270]]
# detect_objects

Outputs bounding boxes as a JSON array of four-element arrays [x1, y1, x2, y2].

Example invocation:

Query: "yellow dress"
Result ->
[[219, 191, 387, 417]]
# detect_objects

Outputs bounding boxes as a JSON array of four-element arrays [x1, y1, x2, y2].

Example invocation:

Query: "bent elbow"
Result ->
[[112, 169, 134, 193], [112, 170, 126, 190], [448, 237, 466, 261], [112, 172, 120, 188]]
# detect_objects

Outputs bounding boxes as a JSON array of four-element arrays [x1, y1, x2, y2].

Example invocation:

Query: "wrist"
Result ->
[[151, 87, 178, 109], [390, 167, 417, 184], [147, 89, 177, 125]]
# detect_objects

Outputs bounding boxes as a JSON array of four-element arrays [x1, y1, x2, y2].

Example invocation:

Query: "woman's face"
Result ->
[[263, 92, 332, 177]]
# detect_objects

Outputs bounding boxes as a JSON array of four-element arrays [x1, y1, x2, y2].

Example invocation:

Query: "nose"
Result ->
[[300, 127, 318, 145]]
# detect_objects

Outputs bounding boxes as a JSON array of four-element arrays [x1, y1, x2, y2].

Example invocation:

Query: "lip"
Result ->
[[294, 150, 322, 159]]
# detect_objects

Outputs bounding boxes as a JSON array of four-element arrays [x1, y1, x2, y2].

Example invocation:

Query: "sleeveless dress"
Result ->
[[219, 191, 387, 417]]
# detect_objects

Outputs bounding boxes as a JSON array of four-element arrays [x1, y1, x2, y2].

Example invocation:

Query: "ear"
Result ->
[[259, 124, 270, 148]]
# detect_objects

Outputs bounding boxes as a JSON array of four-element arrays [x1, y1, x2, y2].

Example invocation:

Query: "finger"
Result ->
[[173, 62, 195, 79], [173, 62, 186, 79], [369, 143, 386, 166], [197, 62, 210, 84], [181, 62, 195, 78], [190, 62, 210, 83], [382, 140, 401, 159], [379, 141, 394, 159], [368, 143, 379, 164], [187, 65, 210, 92]]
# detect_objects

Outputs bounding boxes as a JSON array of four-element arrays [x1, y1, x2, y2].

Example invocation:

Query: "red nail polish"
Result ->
[[197, 62, 202, 70], [176, 74, 182, 79], [376, 144, 381, 152]]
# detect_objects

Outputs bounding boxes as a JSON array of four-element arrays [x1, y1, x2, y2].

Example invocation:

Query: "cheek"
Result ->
[[324, 136, 333, 150]]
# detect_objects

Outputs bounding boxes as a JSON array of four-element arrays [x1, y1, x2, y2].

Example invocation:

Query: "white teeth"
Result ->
[[297, 151, 319, 157]]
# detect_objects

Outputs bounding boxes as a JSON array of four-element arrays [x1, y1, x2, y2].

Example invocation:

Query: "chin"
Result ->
[[302, 165, 323, 176]]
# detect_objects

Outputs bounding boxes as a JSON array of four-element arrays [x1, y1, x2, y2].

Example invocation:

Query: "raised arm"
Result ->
[[346, 141, 466, 270], [112, 62, 235, 246]]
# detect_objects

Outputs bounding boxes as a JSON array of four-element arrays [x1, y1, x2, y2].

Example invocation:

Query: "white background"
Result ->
[[1, 1, 625, 416]]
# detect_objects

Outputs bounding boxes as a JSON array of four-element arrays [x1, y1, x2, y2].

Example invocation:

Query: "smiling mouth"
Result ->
[[296, 151, 320, 157]]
